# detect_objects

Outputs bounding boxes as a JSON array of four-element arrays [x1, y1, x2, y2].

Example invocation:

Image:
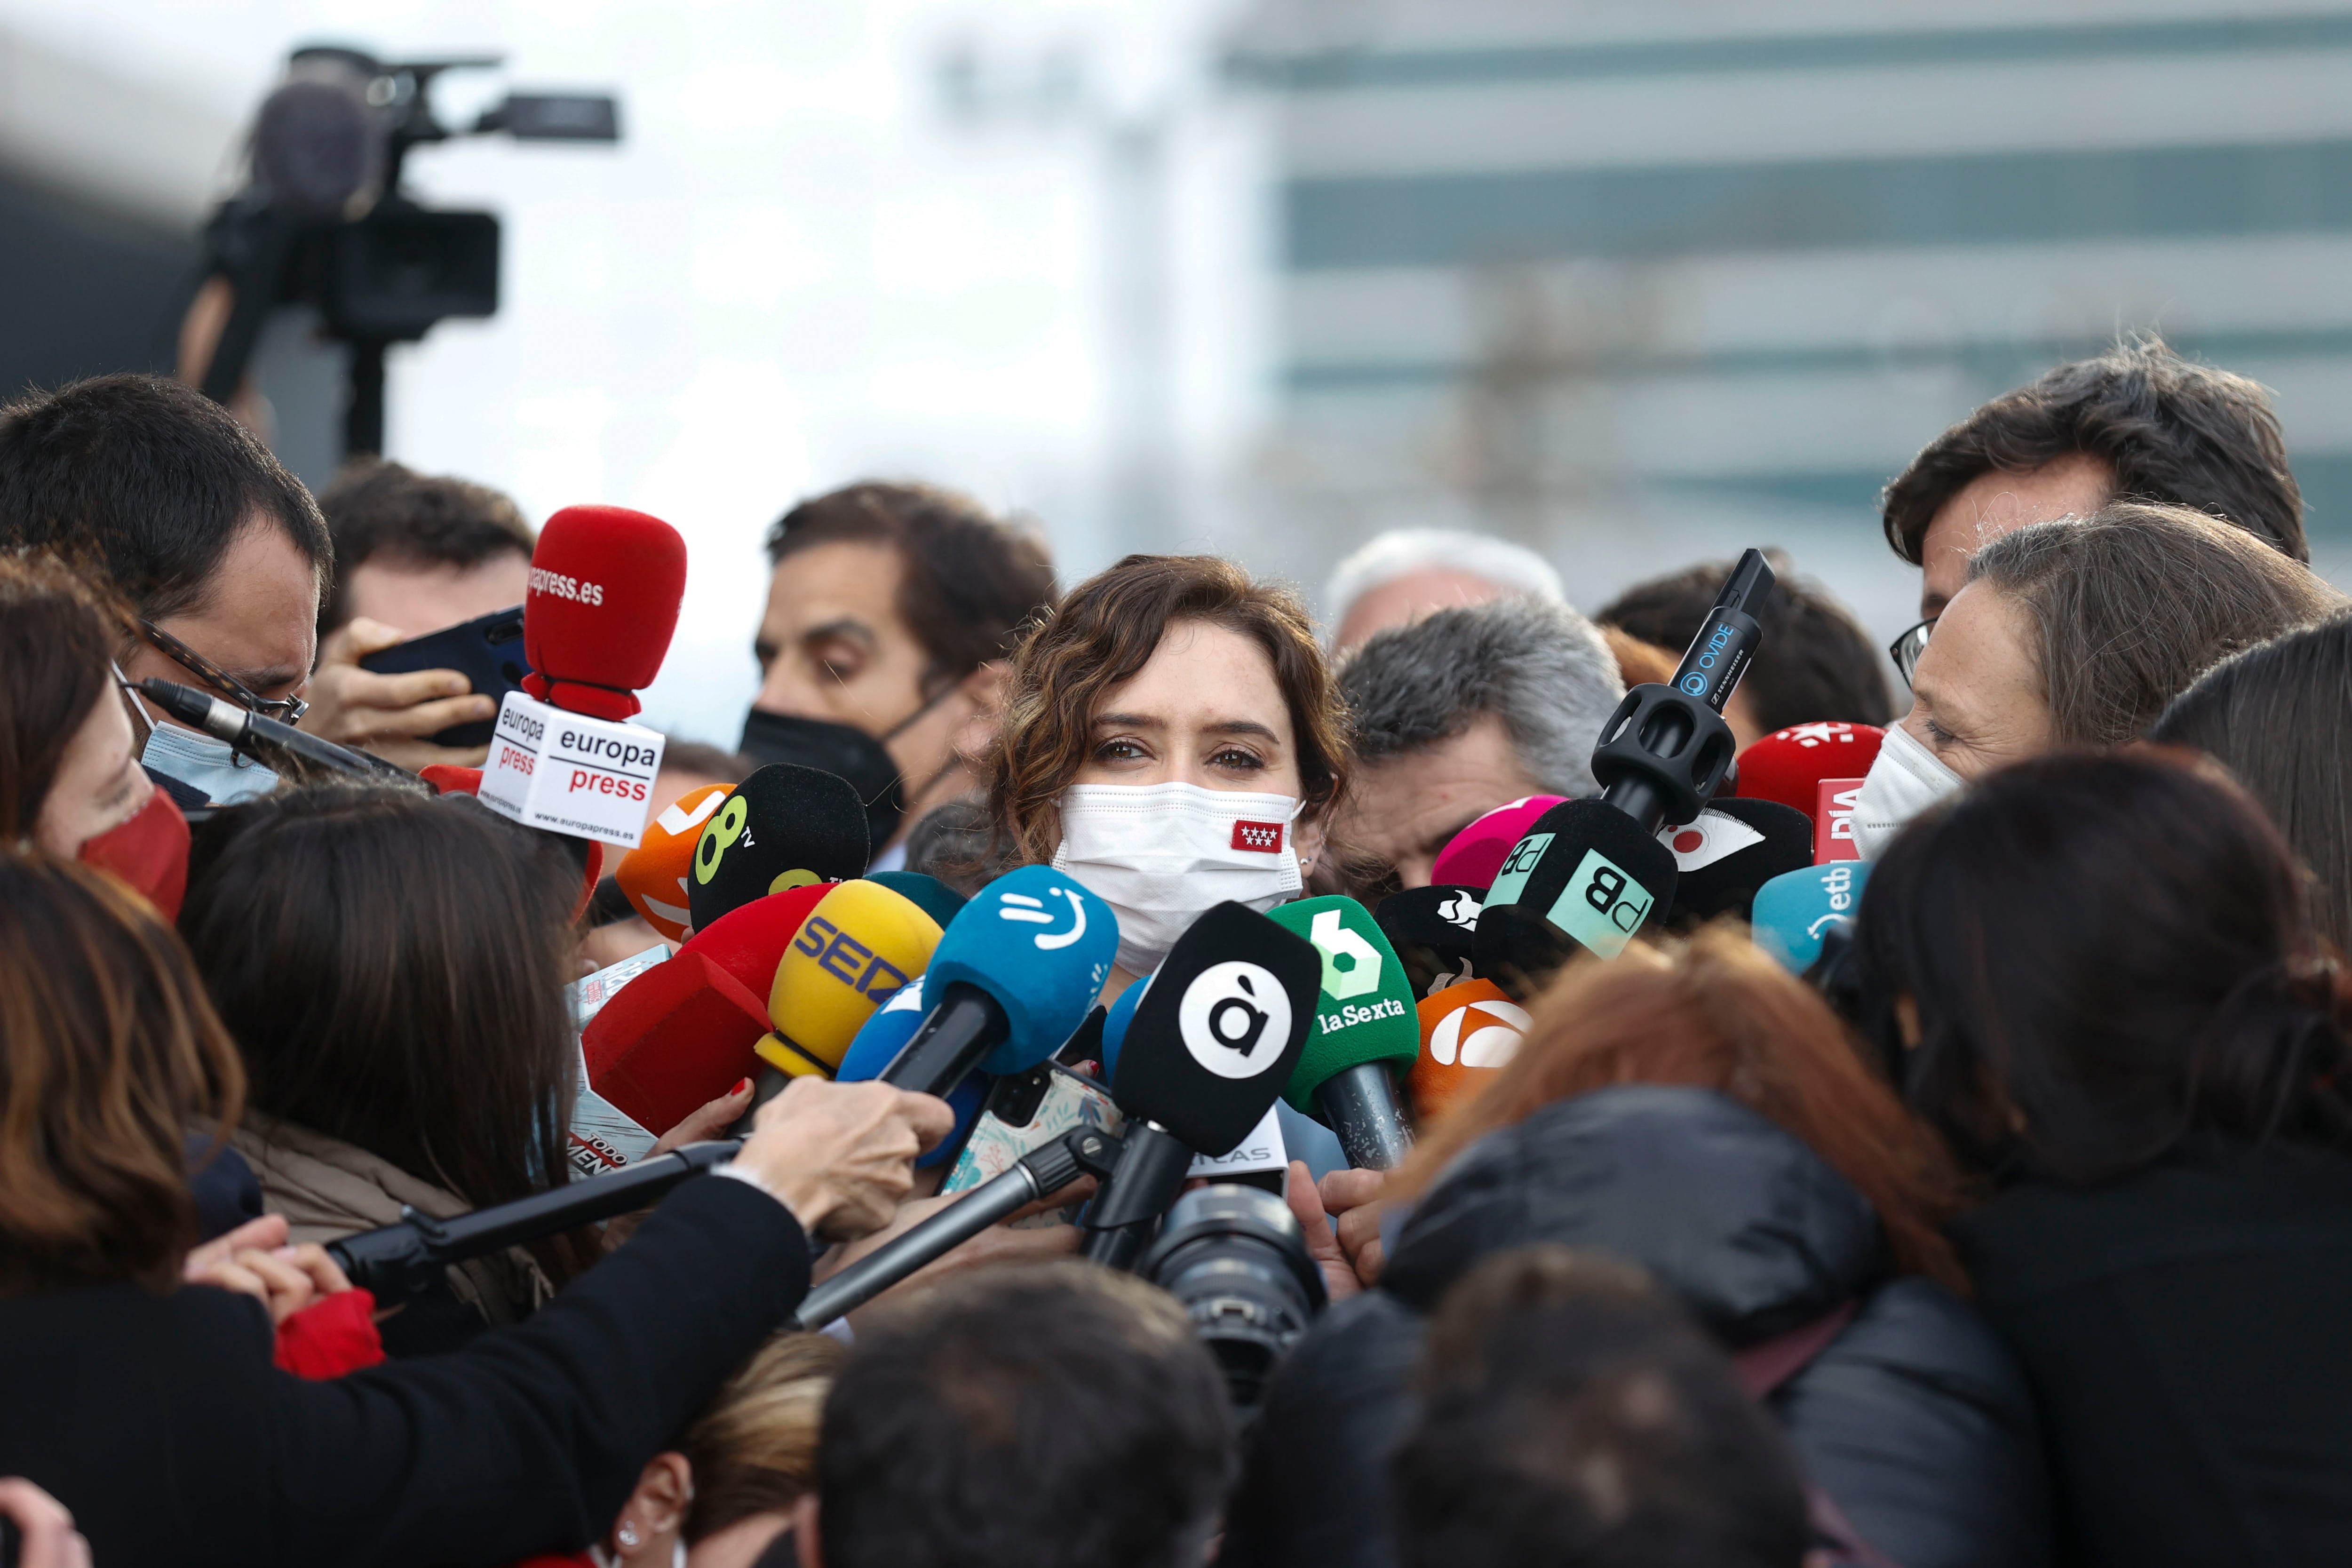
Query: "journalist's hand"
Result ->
[[183, 1214, 357, 1325], [1319, 1167, 1388, 1287], [735, 1076, 955, 1242], [0, 1478, 92, 1568], [300, 618, 496, 770]]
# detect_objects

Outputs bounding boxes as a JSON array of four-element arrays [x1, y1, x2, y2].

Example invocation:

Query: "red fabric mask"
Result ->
[[79, 785, 191, 920]]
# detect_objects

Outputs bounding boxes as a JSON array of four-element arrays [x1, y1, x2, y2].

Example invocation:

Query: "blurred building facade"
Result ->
[[1230, 0, 2352, 625]]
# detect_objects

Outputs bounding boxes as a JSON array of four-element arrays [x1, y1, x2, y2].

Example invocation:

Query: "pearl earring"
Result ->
[[617, 1523, 640, 1549]]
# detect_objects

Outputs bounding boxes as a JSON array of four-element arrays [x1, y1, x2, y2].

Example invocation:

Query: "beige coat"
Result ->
[[230, 1111, 554, 1329]]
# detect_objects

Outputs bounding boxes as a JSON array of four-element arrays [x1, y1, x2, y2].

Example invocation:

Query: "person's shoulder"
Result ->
[[1955, 1137, 2352, 1305]]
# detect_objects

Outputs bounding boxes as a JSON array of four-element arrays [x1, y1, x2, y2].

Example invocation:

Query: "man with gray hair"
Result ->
[[1334, 596, 1623, 889], [1325, 528, 1565, 653]]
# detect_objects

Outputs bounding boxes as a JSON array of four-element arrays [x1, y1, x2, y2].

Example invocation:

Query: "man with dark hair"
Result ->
[[1881, 337, 2308, 654], [1396, 1245, 1812, 1568], [1335, 597, 1623, 890], [792, 1262, 1232, 1568], [317, 458, 534, 636], [298, 457, 539, 770], [1599, 554, 1892, 746], [0, 374, 332, 803], [744, 481, 1055, 867]]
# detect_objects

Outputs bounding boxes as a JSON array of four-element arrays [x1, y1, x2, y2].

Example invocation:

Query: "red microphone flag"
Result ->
[[522, 505, 689, 721]]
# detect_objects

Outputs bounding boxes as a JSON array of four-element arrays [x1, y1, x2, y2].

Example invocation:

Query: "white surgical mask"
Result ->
[[140, 720, 278, 806], [1851, 723, 1964, 860], [1052, 781, 1303, 975]]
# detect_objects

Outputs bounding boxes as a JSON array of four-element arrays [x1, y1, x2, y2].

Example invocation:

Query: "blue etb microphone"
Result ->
[[1099, 971, 1150, 1079], [1750, 860, 1871, 974], [879, 866, 1118, 1099]]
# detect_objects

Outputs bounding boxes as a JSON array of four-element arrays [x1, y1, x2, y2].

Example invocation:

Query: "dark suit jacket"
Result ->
[[0, 1173, 809, 1568], [1956, 1136, 2352, 1568]]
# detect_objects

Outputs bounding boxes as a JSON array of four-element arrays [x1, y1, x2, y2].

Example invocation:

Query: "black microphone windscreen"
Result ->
[[686, 764, 871, 931], [1474, 798, 1676, 989], [1661, 797, 1812, 925], [1111, 902, 1321, 1155], [1375, 884, 1485, 997]]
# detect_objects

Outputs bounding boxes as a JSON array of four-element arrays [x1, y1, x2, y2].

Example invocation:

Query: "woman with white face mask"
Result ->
[[987, 554, 1349, 1001], [1854, 502, 2340, 859]]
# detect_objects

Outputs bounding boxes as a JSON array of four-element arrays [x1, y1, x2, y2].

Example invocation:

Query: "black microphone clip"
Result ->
[[1590, 548, 1777, 834]]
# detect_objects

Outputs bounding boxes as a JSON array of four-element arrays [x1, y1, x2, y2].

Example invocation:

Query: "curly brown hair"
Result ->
[[1392, 924, 1970, 1294], [0, 853, 246, 1295], [988, 555, 1349, 866]]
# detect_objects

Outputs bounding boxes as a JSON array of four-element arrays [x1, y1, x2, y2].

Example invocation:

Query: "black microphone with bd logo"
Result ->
[[1475, 550, 1778, 996]]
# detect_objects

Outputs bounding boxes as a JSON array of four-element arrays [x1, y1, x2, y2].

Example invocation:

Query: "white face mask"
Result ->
[[1052, 781, 1304, 975], [1851, 723, 1964, 860], [141, 720, 278, 805]]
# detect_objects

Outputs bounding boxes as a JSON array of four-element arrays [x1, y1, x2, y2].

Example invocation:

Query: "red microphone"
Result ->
[[521, 505, 688, 721], [1732, 724, 1883, 865], [675, 882, 835, 998], [579, 952, 772, 1142]]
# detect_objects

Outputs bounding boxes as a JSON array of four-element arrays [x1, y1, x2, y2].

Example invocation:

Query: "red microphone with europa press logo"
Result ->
[[477, 506, 688, 850]]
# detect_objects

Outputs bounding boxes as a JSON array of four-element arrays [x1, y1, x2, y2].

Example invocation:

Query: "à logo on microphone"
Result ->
[[1176, 961, 1293, 1080], [1231, 820, 1285, 853]]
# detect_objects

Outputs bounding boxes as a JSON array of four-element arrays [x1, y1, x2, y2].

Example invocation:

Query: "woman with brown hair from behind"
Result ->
[[1222, 928, 2050, 1568]]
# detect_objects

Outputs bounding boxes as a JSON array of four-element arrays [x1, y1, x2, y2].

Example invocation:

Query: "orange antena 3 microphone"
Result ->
[[478, 505, 688, 849]]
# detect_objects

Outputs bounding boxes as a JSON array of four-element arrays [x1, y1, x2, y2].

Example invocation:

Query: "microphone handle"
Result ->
[[1081, 1121, 1198, 1273], [1313, 1062, 1414, 1171], [139, 678, 412, 783], [328, 1138, 742, 1301], [790, 1125, 1118, 1329], [878, 982, 1010, 1098]]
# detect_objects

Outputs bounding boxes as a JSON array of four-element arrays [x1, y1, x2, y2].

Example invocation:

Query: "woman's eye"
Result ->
[[1095, 739, 1148, 763], [1210, 747, 1265, 771]]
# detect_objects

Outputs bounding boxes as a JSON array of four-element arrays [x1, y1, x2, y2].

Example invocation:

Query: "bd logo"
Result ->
[[1541, 848, 1652, 960], [1307, 908, 1382, 1000], [1232, 820, 1285, 853], [1176, 961, 1292, 1079], [793, 917, 913, 1003]]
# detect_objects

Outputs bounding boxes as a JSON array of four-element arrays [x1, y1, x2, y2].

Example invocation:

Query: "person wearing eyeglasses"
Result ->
[[0, 376, 332, 805], [1878, 338, 2310, 699], [1852, 504, 2339, 860]]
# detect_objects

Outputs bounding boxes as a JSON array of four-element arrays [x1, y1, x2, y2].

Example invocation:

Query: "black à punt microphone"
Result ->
[[137, 677, 413, 783], [1082, 902, 1322, 1272]]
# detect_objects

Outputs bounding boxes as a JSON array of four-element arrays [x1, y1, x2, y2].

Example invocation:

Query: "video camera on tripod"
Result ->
[[197, 48, 620, 457]]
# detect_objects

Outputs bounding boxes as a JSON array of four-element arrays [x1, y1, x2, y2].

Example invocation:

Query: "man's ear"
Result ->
[[793, 1493, 824, 1568], [615, 1451, 694, 1557]]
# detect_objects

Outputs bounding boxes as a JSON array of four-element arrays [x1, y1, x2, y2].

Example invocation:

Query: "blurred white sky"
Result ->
[[1, 0, 1267, 747]]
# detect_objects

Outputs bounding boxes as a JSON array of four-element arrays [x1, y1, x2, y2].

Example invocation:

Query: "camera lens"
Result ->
[[1139, 1183, 1328, 1411]]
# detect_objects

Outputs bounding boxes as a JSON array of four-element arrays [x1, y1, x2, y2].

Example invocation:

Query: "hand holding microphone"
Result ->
[[333, 1076, 954, 1298], [737, 1075, 956, 1241]]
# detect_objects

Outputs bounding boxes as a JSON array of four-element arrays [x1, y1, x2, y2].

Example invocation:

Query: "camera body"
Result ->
[[1139, 1183, 1328, 1414], [200, 48, 619, 456]]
